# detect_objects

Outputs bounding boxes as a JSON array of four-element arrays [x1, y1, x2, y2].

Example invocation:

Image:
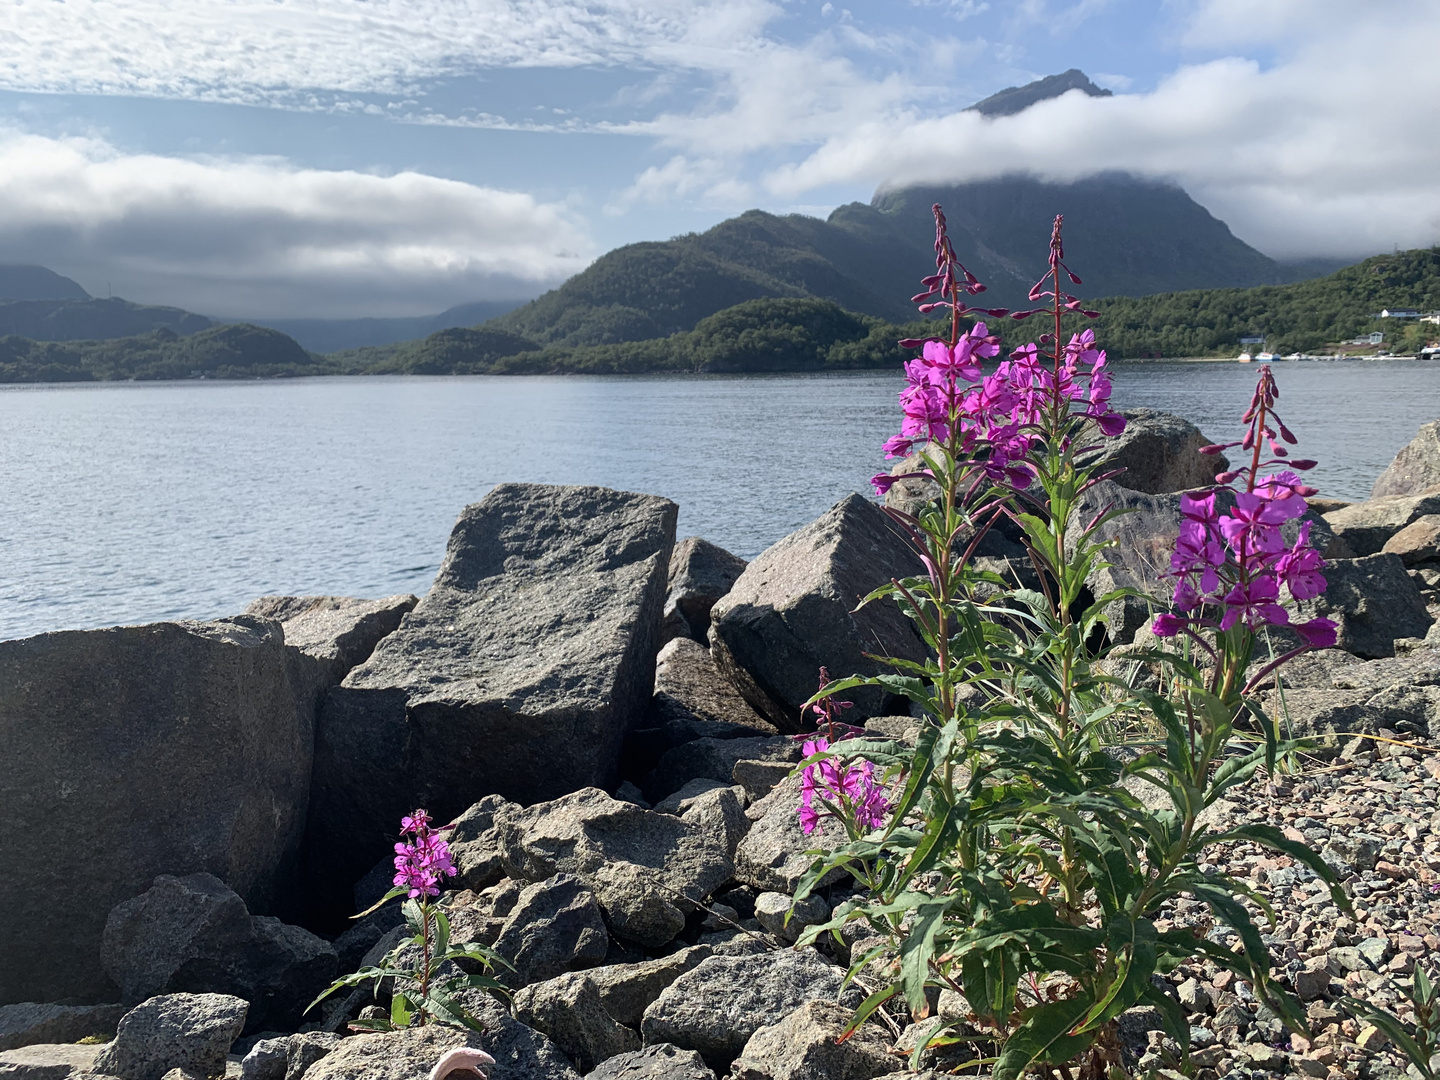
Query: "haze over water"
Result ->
[[2, 358, 1436, 641]]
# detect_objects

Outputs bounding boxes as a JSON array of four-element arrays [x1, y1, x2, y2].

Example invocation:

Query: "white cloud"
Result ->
[[0, 131, 593, 317], [0, 0, 747, 106], [754, 3, 1440, 258]]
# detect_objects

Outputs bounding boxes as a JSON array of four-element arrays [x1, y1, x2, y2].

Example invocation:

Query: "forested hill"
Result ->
[[485, 173, 1314, 350], [1092, 246, 1440, 357]]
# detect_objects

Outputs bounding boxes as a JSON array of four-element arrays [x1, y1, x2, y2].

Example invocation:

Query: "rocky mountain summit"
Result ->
[[3, 419, 1440, 1080]]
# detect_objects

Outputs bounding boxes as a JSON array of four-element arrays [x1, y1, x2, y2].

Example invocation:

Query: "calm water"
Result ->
[[1, 358, 1437, 641]]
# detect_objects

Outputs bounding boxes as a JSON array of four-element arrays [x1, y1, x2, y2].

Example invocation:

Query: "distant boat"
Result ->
[[1256, 351, 1279, 361], [1237, 352, 1253, 363]]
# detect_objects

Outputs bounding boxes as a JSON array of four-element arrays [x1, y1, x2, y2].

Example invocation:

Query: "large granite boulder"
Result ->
[[730, 1000, 896, 1080], [102, 873, 337, 1033], [0, 1003, 123, 1052], [1099, 408, 1228, 494], [586, 1044, 716, 1080], [1293, 554, 1434, 659], [662, 539, 748, 645], [0, 1042, 103, 1077], [305, 484, 677, 922], [709, 495, 927, 732], [498, 788, 733, 948], [93, 993, 248, 1080], [647, 638, 775, 734], [513, 974, 641, 1073], [243, 594, 416, 687], [1072, 481, 1350, 645], [643, 735, 799, 804], [734, 775, 844, 894], [301, 1025, 494, 1080], [1382, 514, 1440, 564], [639, 950, 851, 1071], [1372, 419, 1440, 498], [492, 875, 611, 987], [0, 616, 319, 1005], [1322, 490, 1440, 556]]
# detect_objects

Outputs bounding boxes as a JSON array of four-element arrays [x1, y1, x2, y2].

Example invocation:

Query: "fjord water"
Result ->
[[1, 358, 1437, 640]]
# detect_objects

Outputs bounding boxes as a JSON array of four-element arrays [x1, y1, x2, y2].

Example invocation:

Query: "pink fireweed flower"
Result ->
[[393, 808, 457, 899], [1218, 491, 1304, 560], [1219, 573, 1290, 631], [1294, 618, 1339, 649], [1151, 613, 1188, 637], [797, 736, 891, 836], [1275, 522, 1328, 601]]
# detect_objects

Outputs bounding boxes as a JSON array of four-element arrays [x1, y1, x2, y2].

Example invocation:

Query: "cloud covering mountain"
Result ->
[[0, 0, 1432, 317]]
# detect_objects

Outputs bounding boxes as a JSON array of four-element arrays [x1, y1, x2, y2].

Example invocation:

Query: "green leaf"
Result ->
[[432, 907, 451, 968], [1341, 996, 1436, 1080], [839, 985, 899, 1042], [992, 994, 1096, 1080], [898, 899, 949, 1016], [390, 992, 412, 1028], [1203, 822, 1349, 912]]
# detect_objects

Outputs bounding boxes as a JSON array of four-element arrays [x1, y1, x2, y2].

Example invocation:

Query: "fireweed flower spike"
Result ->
[[1150, 363, 1338, 669]]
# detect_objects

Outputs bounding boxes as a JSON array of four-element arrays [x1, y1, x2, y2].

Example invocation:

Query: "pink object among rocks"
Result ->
[[427, 1047, 496, 1080]]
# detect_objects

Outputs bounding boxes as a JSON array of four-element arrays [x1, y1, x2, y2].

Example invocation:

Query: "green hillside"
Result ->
[[1092, 246, 1440, 357], [0, 297, 212, 341], [485, 173, 1302, 350], [0, 323, 327, 381]]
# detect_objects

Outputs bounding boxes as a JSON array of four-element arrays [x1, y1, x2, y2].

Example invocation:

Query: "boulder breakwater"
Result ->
[[2, 410, 1440, 1080]]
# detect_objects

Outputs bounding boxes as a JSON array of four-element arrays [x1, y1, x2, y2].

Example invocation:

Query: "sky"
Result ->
[[0, 0, 1436, 319]]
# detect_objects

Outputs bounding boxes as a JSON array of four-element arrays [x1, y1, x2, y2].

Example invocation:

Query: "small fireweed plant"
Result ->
[[792, 209, 1347, 1080], [309, 810, 510, 1033]]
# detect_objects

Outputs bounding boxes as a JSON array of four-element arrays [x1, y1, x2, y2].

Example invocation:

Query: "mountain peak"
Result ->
[[967, 69, 1112, 118], [0, 264, 90, 301]]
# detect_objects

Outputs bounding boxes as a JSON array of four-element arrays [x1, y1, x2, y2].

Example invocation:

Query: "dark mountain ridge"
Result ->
[[967, 68, 1111, 117], [0, 265, 89, 301]]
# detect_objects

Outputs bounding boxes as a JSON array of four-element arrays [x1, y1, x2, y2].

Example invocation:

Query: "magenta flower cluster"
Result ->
[[872, 212, 1126, 497], [1151, 366, 1337, 648], [798, 735, 891, 836], [872, 323, 1126, 495], [393, 808, 457, 900]]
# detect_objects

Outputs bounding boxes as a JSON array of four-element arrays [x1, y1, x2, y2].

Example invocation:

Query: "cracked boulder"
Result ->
[[304, 484, 676, 922], [513, 974, 641, 1073], [492, 875, 610, 987], [498, 788, 733, 948], [0, 616, 320, 1005], [662, 538, 748, 645], [708, 494, 927, 732], [1371, 419, 1440, 497], [102, 873, 337, 1034], [730, 1000, 896, 1080], [639, 949, 853, 1071]]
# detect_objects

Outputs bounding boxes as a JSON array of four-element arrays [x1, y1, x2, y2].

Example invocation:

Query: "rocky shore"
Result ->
[[2, 411, 1439, 1080]]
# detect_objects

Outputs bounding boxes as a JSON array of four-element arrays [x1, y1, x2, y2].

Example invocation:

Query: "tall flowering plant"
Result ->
[[1150, 365, 1337, 702], [309, 810, 509, 1033], [792, 209, 1345, 1080]]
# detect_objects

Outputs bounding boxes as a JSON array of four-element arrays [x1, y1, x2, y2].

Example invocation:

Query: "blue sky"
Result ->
[[0, 0, 1434, 318]]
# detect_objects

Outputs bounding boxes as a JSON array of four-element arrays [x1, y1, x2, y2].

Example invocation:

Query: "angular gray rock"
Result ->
[[492, 875, 610, 986], [239, 1037, 288, 1080], [1382, 514, 1440, 564], [753, 893, 830, 944], [305, 484, 676, 921], [243, 594, 417, 687], [648, 638, 775, 734], [582, 947, 712, 1028], [448, 795, 521, 893], [730, 1001, 896, 1080], [1099, 409, 1228, 494], [643, 737, 799, 804], [513, 975, 641, 1073], [678, 786, 750, 859], [662, 538, 748, 645], [1322, 491, 1440, 555], [0, 1042, 103, 1079], [640, 949, 850, 1071], [283, 1032, 340, 1080], [1293, 554, 1434, 659], [734, 776, 843, 894], [708, 494, 927, 732], [1372, 419, 1440, 498], [498, 788, 733, 948], [301, 1025, 494, 1080], [0, 1003, 123, 1053], [0, 616, 318, 1005], [93, 993, 248, 1080], [1073, 481, 1350, 645], [102, 873, 337, 1034], [585, 1044, 715, 1080]]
